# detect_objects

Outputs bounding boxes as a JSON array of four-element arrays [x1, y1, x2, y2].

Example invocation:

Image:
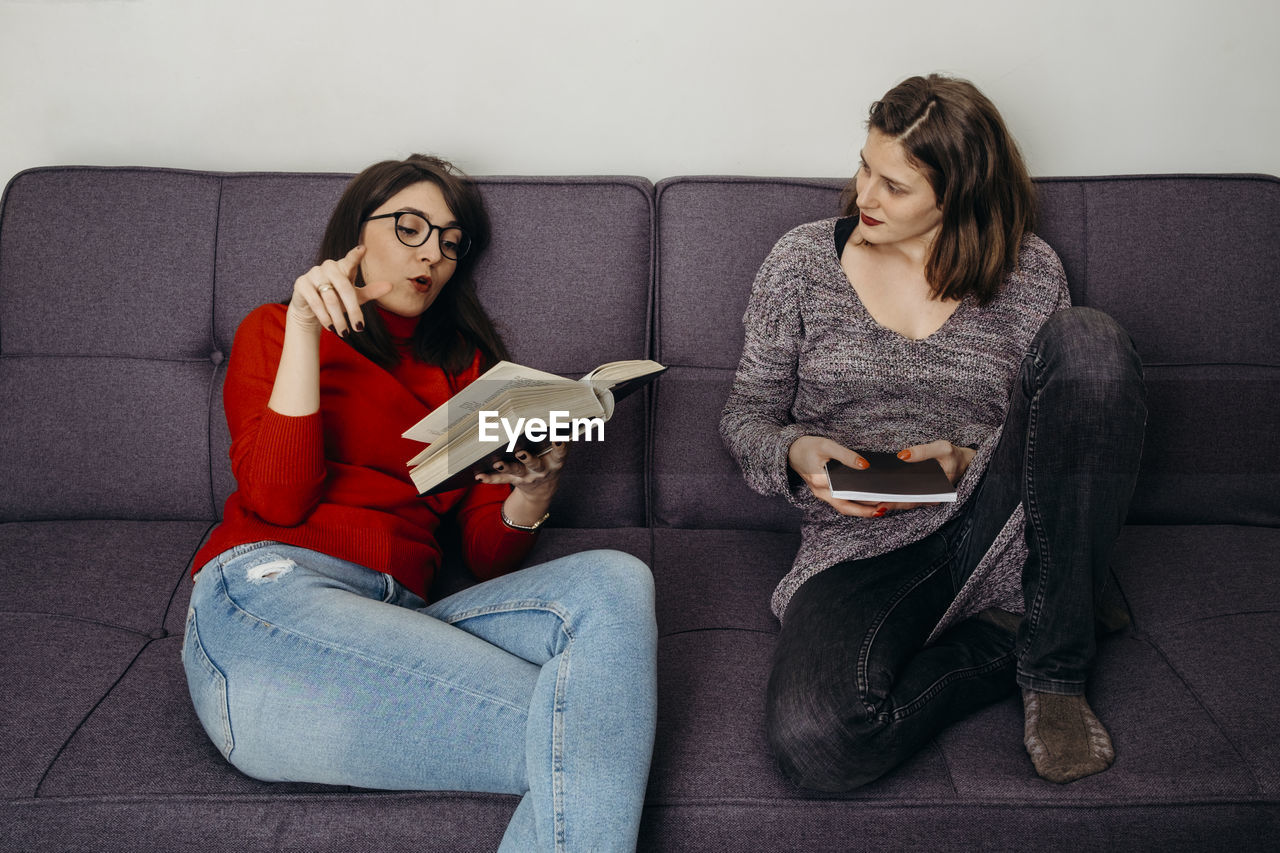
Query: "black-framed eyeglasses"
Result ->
[[363, 211, 472, 261]]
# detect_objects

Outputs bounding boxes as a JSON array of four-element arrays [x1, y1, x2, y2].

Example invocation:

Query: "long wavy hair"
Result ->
[[841, 75, 1036, 306], [317, 154, 510, 373]]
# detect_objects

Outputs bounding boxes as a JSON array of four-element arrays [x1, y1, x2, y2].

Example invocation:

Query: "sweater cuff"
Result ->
[[467, 501, 538, 580], [759, 423, 813, 504], [250, 409, 327, 486]]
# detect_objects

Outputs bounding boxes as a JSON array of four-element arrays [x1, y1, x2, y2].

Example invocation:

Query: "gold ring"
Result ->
[[316, 283, 335, 294]]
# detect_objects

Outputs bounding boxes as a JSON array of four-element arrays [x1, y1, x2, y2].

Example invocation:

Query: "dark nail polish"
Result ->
[[328, 325, 337, 334], [341, 329, 350, 339], [355, 322, 364, 332]]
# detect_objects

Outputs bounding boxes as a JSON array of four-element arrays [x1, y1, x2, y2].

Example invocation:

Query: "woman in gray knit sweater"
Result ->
[[720, 75, 1146, 788]]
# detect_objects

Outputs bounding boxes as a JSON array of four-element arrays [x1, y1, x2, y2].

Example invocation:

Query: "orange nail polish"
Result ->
[[856, 458, 869, 469], [898, 449, 912, 460]]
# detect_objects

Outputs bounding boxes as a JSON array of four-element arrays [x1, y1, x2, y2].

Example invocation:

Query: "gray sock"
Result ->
[[1022, 689, 1115, 783]]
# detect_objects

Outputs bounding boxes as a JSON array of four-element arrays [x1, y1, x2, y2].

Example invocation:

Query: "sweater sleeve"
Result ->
[[1053, 261, 1072, 311], [719, 238, 813, 503], [223, 306, 328, 527], [454, 483, 539, 580]]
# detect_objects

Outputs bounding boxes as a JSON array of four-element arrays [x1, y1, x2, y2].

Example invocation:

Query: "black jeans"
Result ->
[[766, 308, 1147, 791]]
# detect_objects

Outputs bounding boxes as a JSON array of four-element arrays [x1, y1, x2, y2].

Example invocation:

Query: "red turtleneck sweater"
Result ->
[[192, 304, 536, 599]]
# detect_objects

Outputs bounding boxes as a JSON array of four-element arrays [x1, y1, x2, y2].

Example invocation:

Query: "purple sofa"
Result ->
[[2, 167, 1277, 851]]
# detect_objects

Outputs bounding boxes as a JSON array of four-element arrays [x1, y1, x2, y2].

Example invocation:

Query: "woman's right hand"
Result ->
[[287, 245, 393, 337], [268, 247, 395, 417], [787, 435, 886, 518]]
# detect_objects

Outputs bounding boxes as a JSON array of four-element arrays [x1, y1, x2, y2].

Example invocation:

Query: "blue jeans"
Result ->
[[766, 308, 1147, 791], [182, 543, 658, 852]]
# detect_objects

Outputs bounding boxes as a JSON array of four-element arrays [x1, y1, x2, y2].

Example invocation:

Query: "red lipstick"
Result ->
[[860, 212, 883, 227]]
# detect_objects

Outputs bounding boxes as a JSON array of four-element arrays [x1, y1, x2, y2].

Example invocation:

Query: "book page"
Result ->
[[580, 359, 665, 385], [406, 383, 608, 490], [405, 382, 607, 469], [402, 361, 568, 443]]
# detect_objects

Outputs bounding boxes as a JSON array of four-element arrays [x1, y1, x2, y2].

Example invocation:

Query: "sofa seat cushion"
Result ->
[[0, 615, 149, 799], [1112, 524, 1280, 796], [0, 520, 211, 800], [643, 623, 1272, 851], [7, 787, 514, 853], [640, 524, 1278, 849], [0, 520, 212, 634], [652, 528, 796, 636], [30, 635, 340, 799]]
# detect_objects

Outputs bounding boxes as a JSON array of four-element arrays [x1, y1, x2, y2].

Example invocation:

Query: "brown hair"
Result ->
[[317, 154, 510, 373], [841, 75, 1036, 305]]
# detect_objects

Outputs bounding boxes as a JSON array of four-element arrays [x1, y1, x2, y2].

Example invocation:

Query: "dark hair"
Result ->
[[317, 154, 510, 373], [841, 75, 1036, 306]]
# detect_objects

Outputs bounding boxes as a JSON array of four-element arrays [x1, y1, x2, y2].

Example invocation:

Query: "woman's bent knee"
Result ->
[[578, 549, 655, 604], [1034, 307, 1144, 408], [561, 549, 656, 639], [765, 676, 898, 791], [1036, 308, 1142, 377]]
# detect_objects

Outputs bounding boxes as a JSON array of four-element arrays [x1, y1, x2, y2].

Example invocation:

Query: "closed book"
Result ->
[[825, 452, 957, 503]]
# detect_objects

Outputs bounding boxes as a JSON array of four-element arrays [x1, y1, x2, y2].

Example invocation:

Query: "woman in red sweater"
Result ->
[[182, 155, 657, 853]]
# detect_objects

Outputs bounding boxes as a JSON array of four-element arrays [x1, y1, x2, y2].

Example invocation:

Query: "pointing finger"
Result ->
[[337, 244, 366, 281]]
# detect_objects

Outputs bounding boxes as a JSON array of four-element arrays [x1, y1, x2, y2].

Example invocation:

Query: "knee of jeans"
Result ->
[[1035, 308, 1144, 403], [575, 549, 655, 625], [580, 549, 652, 595], [765, 679, 892, 792]]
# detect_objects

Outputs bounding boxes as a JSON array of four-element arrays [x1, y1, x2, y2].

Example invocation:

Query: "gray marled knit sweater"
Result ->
[[720, 218, 1070, 628]]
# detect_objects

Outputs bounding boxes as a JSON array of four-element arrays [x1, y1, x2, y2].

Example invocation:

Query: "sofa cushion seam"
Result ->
[[1130, 630, 1264, 794]]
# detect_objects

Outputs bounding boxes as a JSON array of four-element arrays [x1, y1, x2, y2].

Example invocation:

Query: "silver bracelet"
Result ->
[[501, 507, 550, 531]]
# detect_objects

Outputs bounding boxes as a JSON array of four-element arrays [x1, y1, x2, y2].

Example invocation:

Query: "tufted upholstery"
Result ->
[[2, 167, 1277, 851]]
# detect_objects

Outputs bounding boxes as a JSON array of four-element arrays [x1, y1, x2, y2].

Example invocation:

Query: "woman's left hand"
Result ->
[[475, 442, 569, 525], [903, 439, 975, 485], [870, 439, 976, 514]]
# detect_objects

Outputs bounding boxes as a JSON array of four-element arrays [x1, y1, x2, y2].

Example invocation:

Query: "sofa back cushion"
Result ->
[[0, 168, 222, 522], [0, 168, 653, 527], [651, 177, 845, 531], [651, 174, 1280, 529], [1035, 176, 1280, 526]]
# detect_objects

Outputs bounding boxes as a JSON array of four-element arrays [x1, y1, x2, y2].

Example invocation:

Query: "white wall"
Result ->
[[2, 0, 1277, 189]]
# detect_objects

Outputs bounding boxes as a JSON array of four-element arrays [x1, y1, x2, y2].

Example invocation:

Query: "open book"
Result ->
[[404, 359, 667, 494], [825, 453, 957, 503]]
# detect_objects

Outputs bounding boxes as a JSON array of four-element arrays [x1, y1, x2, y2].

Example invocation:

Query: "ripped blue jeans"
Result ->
[[182, 542, 657, 853]]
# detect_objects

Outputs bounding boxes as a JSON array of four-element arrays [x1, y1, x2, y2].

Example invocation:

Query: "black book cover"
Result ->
[[825, 452, 957, 502]]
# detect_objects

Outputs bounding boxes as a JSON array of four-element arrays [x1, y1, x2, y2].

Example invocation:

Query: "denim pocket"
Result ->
[[182, 606, 234, 760]]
